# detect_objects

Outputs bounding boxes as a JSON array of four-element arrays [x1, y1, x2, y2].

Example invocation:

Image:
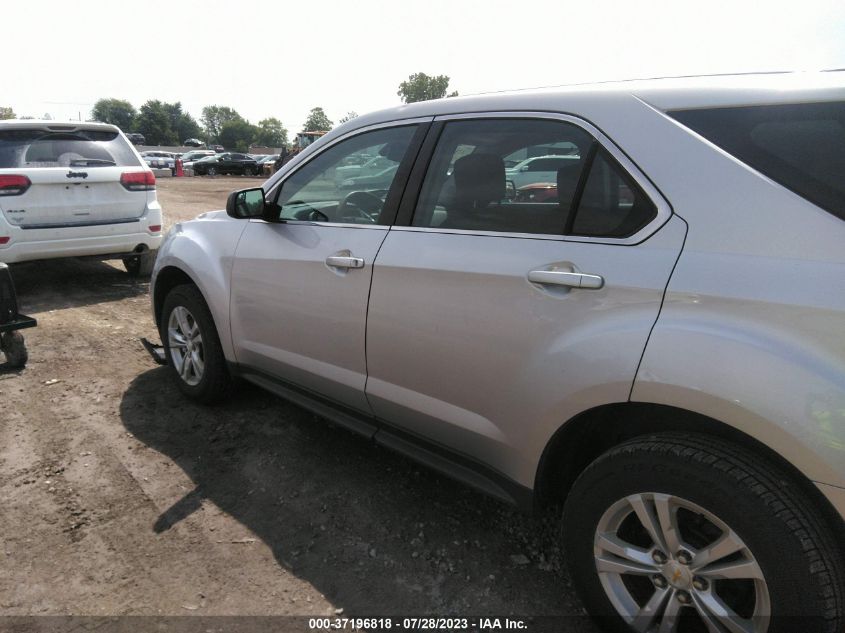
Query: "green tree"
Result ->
[[219, 119, 259, 153], [397, 73, 458, 103], [176, 112, 203, 143], [0, 106, 16, 120], [302, 107, 333, 132], [201, 105, 243, 142], [90, 98, 136, 131], [255, 117, 288, 147], [160, 102, 203, 144], [136, 100, 178, 145], [339, 111, 358, 124]]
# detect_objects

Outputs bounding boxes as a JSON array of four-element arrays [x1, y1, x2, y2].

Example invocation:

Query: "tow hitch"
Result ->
[[0, 263, 37, 369]]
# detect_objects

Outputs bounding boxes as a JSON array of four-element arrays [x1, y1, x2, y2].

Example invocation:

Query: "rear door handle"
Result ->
[[326, 255, 365, 269], [528, 269, 604, 289]]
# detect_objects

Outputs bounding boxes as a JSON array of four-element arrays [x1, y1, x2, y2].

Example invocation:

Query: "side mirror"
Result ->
[[226, 188, 267, 219], [505, 180, 516, 200]]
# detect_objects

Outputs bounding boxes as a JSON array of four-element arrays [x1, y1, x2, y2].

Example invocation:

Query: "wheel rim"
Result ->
[[208, 167, 216, 176], [594, 493, 770, 633], [167, 306, 205, 386]]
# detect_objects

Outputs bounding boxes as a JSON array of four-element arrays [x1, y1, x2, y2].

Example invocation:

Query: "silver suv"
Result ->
[[150, 73, 845, 633]]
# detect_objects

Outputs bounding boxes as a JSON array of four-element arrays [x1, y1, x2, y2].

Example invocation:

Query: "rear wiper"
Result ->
[[70, 158, 116, 166]]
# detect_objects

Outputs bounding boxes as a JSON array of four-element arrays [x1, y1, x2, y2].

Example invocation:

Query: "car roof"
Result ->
[[334, 71, 845, 134], [0, 120, 121, 133]]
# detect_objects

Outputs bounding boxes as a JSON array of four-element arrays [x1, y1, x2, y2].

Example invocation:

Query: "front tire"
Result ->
[[563, 433, 844, 633], [160, 284, 231, 404]]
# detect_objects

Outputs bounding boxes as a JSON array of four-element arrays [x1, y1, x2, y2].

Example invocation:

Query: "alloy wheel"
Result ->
[[594, 492, 770, 633], [167, 306, 205, 386]]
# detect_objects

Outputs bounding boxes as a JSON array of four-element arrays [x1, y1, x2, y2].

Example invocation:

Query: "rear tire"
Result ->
[[160, 284, 232, 404], [123, 250, 156, 277], [1, 331, 28, 368], [563, 433, 844, 633]]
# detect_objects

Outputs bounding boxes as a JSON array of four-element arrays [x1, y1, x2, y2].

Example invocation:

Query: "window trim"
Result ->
[[394, 111, 672, 246], [262, 117, 433, 229]]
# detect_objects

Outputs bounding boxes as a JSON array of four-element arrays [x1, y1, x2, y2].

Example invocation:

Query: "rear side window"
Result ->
[[670, 102, 845, 220], [0, 129, 141, 169]]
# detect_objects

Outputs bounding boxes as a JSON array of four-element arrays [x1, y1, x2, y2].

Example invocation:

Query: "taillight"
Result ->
[[0, 237, 9, 245], [120, 171, 156, 191], [0, 175, 31, 196], [149, 225, 161, 233]]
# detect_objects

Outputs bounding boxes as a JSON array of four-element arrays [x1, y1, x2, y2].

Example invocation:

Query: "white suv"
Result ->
[[0, 120, 162, 275], [151, 73, 845, 632]]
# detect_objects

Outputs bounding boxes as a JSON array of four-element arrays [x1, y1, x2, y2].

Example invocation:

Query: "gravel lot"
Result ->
[[0, 176, 594, 625]]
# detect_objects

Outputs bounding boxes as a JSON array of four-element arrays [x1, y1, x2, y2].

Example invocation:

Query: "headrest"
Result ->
[[453, 153, 505, 206]]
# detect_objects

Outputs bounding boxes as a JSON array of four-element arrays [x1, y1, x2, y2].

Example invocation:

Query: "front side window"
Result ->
[[274, 125, 416, 225], [411, 118, 656, 237]]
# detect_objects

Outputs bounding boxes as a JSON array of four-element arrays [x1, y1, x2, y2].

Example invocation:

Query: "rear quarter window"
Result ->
[[0, 129, 141, 169], [669, 102, 845, 221]]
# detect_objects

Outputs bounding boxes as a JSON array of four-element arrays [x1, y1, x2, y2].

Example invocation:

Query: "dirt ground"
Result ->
[[0, 176, 594, 626]]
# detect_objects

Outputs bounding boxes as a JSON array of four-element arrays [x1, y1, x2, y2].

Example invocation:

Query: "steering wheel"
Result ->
[[293, 208, 330, 222], [336, 190, 383, 223]]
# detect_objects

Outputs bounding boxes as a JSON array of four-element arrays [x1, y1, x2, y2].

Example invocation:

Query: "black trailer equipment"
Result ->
[[0, 263, 36, 368]]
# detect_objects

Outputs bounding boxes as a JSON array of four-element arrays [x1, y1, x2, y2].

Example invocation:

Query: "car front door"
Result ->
[[364, 114, 686, 487], [229, 121, 428, 415]]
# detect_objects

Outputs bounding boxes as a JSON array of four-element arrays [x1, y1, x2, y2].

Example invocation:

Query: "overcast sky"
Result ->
[[6, 0, 845, 133]]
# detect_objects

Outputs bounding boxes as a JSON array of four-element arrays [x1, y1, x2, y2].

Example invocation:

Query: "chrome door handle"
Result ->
[[326, 255, 365, 269], [528, 269, 604, 289]]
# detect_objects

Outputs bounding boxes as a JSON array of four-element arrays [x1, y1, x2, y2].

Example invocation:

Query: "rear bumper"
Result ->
[[0, 203, 163, 264], [0, 230, 162, 263]]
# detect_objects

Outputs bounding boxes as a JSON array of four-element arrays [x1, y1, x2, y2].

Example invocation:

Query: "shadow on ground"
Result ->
[[9, 258, 148, 313], [119, 367, 595, 622]]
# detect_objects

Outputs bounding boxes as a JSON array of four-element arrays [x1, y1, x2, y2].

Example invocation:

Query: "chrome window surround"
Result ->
[[261, 112, 672, 244]]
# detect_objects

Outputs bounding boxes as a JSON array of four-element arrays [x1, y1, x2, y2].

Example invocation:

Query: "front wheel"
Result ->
[[207, 166, 217, 177], [563, 433, 844, 633], [160, 284, 232, 403]]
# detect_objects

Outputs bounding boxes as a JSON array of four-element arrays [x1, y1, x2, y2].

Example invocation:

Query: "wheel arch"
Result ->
[[534, 401, 845, 542], [153, 265, 199, 329]]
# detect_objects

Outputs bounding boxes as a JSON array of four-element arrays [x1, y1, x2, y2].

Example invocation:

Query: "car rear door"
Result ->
[[0, 125, 150, 228], [364, 114, 686, 486], [229, 120, 430, 417]]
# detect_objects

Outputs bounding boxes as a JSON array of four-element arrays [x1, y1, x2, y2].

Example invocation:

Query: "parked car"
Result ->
[[210, 144, 224, 153], [514, 182, 558, 203], [334, 154, 396, 185], [150, 73, 845, 633], [0, 120, 161, 275], [192, 153, 258, 176], [183, 138, 204, 147], [126, 132, 145, 145], [505, 154, 579, 189], [140, 151, 175, 170], [255, 154, 280, 176], [180, 150, 216, 165]]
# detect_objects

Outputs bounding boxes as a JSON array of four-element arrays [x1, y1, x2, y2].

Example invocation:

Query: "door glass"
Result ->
[[411, 119, 593, 235], [570, 148, 657, 238], [274, 125, 416, 225]]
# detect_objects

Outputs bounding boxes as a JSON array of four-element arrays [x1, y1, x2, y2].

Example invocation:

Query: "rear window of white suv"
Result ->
[[669, 102, 845, 221], [0, 129, 141, 169]]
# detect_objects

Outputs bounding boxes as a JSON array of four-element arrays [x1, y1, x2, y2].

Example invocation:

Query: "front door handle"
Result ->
[[326, 255, 365, 269], [528, 269, 604, 289]]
